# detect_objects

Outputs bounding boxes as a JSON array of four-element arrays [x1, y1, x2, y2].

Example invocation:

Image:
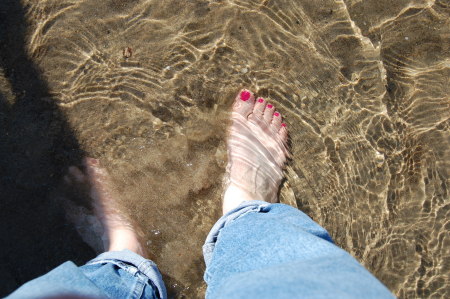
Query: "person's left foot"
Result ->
[[64, 158, 145, 256]]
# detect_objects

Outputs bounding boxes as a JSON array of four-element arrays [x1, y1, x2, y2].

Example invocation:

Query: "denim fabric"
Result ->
[[7, 201, 394, 299], [6, 249, 166, 299], [203, 200, 394, 299]]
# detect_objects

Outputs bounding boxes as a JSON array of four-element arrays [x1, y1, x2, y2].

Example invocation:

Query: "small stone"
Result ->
[[123, 47, 132, 58], [375, 152, 385, 167], [240, 67, 248, 74], [405, 36, 409, 40], [150, 229, 161, 235]]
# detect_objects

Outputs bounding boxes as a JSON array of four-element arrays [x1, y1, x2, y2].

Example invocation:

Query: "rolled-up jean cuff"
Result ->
[[86, 249, 167, 299], [202, 200, 271, 267]]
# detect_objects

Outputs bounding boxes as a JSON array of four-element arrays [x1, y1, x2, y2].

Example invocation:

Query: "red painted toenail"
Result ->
[[267, 104, 273, 109], [274, 112, 280, 117], [258, 98, 264, 103], [282, 123, 287, 127], [240, 90, 251, 101]]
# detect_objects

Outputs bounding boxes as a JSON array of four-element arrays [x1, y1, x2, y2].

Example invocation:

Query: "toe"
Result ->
[[263, 102, 275, 123], [271, 111, 282, 131], [250, 97, 266, 120], [232, 89, 255, 118], [84, 157, 99, 167], [82, 158, 111, 202], [279, 123, 288, 142], [68, 166, 86, 183], [83, 158, 108, 184]]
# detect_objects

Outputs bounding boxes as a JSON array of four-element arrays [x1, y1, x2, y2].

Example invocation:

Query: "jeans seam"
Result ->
[[128, 274, 145, 299]]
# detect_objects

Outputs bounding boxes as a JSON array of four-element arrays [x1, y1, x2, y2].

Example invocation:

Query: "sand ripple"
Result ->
[[0, 0, 448, 297]]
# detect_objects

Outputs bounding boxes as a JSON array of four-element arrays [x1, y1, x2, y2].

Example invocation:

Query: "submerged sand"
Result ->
[[0, 0, 449, 298]]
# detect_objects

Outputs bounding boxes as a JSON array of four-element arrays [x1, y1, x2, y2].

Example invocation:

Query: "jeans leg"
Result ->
[[81, 249, 167, 299], [6, 249, 167, 299], [203, 201, 394, 299]]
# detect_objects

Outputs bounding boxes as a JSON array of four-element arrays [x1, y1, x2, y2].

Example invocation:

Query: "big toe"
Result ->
[[232, 89, 255, 118], [83, 158, 110, 190]]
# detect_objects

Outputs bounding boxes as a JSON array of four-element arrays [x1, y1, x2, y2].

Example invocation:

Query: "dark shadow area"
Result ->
[[0, 1, 95, 296]]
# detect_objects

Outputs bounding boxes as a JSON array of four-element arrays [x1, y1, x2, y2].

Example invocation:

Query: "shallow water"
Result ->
[[0, 0, 449, 298]]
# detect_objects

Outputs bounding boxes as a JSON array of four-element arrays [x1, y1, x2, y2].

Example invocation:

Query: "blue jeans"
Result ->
[[7, 201, 394, 299]]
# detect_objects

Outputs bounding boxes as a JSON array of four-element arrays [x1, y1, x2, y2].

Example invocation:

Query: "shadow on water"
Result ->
[[0, 1, 94, 295]]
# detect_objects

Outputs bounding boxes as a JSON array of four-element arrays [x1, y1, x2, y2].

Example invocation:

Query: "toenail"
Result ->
[[240, 90, 251, 101], [267, 104, 273, 109], [274, 112, 280, 117], [258, 98, 264, 103], [282, 123, 287, 127]]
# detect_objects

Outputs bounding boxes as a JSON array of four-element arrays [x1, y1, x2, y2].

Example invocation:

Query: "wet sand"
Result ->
[[0, 0, 449, 298]]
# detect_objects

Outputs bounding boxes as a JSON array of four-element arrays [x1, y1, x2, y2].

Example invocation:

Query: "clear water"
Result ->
[[0, 0, 448, 298]]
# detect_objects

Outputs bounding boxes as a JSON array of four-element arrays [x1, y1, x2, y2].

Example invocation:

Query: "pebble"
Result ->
[[375, 151, 385, 167], [150, 229, 161, 235], [123, 47, 132, 58]]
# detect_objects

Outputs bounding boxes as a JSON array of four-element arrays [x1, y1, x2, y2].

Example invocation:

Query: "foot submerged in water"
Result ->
[[65, 158, 145, 256], [222, 89, 289, 214]]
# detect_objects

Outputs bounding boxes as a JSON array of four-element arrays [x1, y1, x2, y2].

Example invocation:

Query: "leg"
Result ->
[[203, 90, 394, 299], [7, 158, 166, 299]]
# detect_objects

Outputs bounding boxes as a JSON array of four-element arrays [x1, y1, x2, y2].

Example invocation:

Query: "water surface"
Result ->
[[0, 0, 449, 298]]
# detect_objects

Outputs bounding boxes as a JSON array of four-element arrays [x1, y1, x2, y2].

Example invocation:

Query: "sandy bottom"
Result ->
[[0, 0, 449, 298]]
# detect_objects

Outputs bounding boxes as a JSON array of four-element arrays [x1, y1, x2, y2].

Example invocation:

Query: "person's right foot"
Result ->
[[65, 158, 145, 256], [222, 90, 290, 214]]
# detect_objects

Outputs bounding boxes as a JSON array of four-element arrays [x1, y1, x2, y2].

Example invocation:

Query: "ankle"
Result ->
[[107, 229, 145, 257], [222, 184, 267, 214]]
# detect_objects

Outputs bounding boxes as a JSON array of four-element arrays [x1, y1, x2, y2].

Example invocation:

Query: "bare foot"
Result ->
[[64, 158, 145, 256], [222, 90, 289, 214]]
